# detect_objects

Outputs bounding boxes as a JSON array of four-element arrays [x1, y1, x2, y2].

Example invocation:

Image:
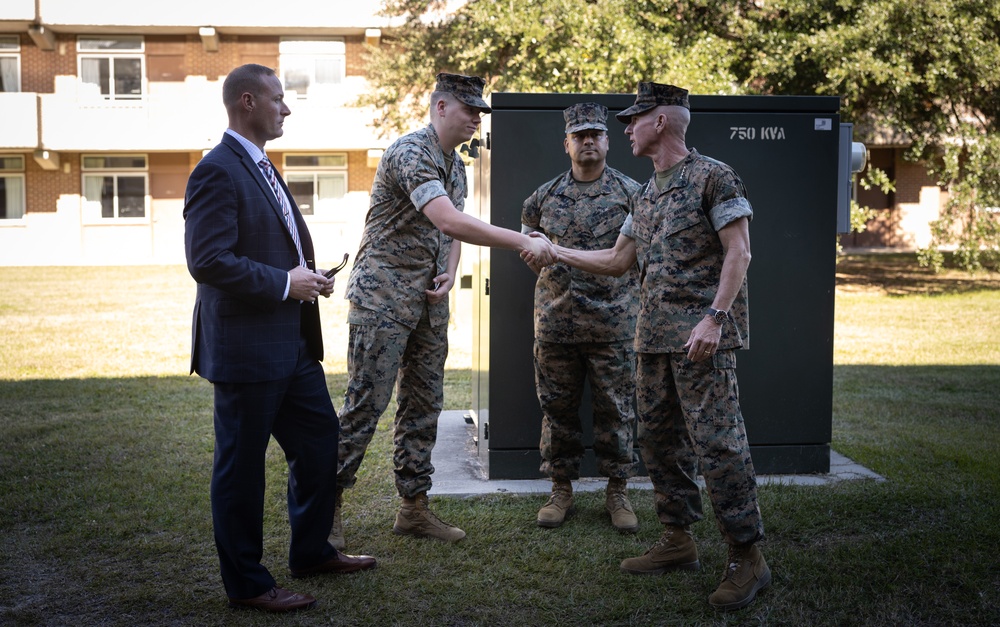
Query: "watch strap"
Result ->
[[707, 307, 728, 324]]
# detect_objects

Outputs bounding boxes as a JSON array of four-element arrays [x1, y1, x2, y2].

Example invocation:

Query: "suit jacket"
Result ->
[[184, 133, 324, 383]]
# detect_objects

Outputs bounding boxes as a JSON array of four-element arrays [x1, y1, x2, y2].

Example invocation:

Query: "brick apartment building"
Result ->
[[0, 0, 945, 265], [0, 0, 405, 266], [840, 143, 947, 251]]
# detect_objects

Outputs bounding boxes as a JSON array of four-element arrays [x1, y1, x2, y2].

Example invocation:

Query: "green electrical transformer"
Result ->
[[470, 92, 863, 478]]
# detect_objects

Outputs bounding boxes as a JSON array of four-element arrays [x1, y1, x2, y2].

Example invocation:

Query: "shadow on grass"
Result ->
[[837, 252, 1000, 296], [832, 363, 1000, 509], [1, 365, 998, 626]]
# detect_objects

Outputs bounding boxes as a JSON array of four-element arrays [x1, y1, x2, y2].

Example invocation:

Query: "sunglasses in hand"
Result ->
[[324, 253, 349, 278]]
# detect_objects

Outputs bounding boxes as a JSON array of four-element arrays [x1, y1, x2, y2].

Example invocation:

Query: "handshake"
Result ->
[[520, 231, 558, 271]]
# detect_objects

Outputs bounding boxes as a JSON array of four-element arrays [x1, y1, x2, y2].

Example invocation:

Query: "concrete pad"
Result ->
[[430, 410, 884, 498]]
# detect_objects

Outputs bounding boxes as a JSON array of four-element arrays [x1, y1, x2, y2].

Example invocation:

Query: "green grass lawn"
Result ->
[[1, 254, 998, 626]]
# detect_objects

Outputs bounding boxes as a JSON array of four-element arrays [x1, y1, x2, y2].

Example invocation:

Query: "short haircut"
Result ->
[[222, 64, 276, 108], [430, 90, 453, 108], [662, 105, 691, 133]]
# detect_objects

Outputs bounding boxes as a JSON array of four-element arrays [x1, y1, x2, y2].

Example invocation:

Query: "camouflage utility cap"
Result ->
[[435, 72, 492, 113], [615, 82, 689, 123], [564, 102, 608, 134]]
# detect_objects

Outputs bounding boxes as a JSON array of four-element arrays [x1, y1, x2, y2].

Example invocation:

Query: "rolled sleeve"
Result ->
[[708, 196, 753, 232], [411, 179, 449, 212], [620, 212, 635, 239]]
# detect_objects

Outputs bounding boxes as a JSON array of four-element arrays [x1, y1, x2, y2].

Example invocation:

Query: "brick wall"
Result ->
[[894, 154, 935, 205], [348, 150, 377, 193], [344, 35, 367, 77], [187, 35, 244, 81], [24, 152, 78, 214], [840, 146, 949, 249], [20, 33, 76, 94]]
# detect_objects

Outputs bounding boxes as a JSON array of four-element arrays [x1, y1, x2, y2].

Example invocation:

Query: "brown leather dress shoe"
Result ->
[[228, 586, 316, 612], [290, 550, 377, 578]]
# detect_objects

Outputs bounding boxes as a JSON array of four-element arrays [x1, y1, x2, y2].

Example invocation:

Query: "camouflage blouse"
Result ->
[[345, 124, 463, 329], [522, 166, 640, 343], [621, 149, 753, 353]]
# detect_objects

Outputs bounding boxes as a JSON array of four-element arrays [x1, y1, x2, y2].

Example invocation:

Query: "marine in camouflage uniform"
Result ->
[[339, 120, 462, 501], [521, 102, 641, 532], [622, 146, 762, 546], [331, 73, 557, 548], [541, 83, 771, 611]]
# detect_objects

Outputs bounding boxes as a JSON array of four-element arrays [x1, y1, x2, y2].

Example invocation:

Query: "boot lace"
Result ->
[[647, 527, 680, 552], [546, 484, 573, 506], [607, 491, 629, 511], [422, 505, 456, 530], [722, 547, 747, 582]]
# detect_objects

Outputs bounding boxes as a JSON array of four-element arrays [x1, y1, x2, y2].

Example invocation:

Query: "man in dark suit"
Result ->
[[184, 63, 376, 613]]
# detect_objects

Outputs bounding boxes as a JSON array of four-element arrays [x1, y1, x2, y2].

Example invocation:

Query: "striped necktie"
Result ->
[[258, 157, 306, 267]]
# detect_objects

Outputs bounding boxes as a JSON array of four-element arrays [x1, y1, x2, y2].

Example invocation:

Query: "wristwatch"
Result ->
[[707, 308, 728, 325]]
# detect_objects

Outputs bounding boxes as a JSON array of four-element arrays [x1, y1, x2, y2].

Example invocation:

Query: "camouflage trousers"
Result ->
[[336, 304, 448, 498], [636, 350, 764, 546], [534, 339, 638, 480]]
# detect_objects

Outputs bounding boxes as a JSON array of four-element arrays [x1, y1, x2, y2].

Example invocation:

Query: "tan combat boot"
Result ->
[[329, 487, 345, 550], [536, 479, 574, 528], [605, 477, 639, 533], [708, 543, 771, 611], [620, 525, 700, 574], [393, 492, 466, 542]]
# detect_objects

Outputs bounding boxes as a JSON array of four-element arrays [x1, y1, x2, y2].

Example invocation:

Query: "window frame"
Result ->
[[282, 153, 349, 217], [0, 35, 21, 93], [80, 154, 150, 223], [0, 154, 26, 222], [279, 38, 346, 100], [77, 36, 146, 101]]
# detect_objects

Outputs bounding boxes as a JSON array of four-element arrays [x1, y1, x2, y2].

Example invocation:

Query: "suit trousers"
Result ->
[[210, 336, 339, 599]]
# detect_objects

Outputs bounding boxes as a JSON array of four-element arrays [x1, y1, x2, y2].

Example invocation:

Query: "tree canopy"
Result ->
[[362, 0, 1000, 269]]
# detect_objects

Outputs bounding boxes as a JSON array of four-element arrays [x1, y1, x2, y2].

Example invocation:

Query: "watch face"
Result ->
[[712, 310, 727, 324]]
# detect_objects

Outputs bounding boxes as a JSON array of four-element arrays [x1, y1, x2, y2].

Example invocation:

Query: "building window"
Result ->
[[0, 36, 20, 93], [0, 155, 25, 220], [279, 39, 345, 99], [283, 154, 348, 216], [82, 155, 148, 220], [78, 36, 144, 100]]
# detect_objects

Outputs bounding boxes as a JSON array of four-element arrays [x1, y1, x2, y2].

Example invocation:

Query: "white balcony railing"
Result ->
[[0, 92, 39, 149], [0, 0, 34, 21], [38, 76, 388, 152]]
